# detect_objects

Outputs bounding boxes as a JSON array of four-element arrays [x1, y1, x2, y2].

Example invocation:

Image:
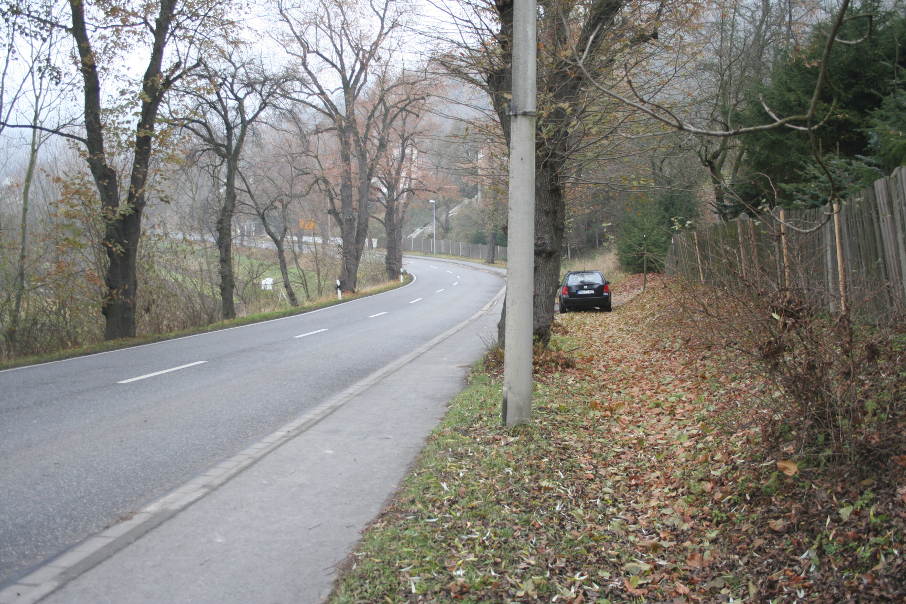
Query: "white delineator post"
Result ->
[[503, 0, 536, 427]]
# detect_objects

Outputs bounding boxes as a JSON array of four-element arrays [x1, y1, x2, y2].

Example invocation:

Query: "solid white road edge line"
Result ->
[[0, 282, 506, 604], [295, 329, 328, 339], [369, 312, 388, 318], [117, 361, 207, 384]]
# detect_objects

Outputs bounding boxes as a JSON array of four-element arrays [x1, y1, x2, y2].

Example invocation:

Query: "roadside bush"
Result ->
[[678, 279, 905, 469], [759, 292, 905, 465]]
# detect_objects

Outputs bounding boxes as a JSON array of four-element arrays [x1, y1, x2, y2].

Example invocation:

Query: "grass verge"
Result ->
[[0, 276, 412, 371], [330, 274, 904, 603]]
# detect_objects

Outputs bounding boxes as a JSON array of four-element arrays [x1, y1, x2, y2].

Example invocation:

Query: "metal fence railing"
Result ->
[[384, 237, 507, 262]]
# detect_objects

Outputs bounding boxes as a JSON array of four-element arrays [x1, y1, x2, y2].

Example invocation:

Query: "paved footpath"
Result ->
[[2, 263, 503, 604]]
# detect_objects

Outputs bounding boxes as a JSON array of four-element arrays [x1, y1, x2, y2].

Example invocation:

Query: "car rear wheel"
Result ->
[[559, 300, 568, 313], [603, 300, 612, 312]]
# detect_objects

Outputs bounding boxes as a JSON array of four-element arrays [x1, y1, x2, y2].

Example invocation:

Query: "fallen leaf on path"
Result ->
[[768, 519, 788, 532], [777, 460, 798, 476]]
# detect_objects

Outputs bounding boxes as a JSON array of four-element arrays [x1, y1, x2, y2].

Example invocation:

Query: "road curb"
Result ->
[[0, 278, 505, 604]]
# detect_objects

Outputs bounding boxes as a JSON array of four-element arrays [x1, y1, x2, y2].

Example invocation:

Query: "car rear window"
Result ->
[[566, 272, 604, 285]]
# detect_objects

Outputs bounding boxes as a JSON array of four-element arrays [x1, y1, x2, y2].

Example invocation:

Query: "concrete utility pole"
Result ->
[[502, 0, 536, 427]]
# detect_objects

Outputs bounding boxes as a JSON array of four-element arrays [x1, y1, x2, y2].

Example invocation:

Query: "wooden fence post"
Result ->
[[779, 208, 791, 291], [832, 202, 848, 315], [692, 231, 705, 284], [748, 220, 761, 279]]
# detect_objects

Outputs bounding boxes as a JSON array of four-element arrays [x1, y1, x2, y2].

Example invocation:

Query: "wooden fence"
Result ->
[[666, 167, 906, 323]]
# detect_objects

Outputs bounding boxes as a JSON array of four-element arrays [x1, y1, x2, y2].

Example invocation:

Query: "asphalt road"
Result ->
[[0, 256, 503, 588]]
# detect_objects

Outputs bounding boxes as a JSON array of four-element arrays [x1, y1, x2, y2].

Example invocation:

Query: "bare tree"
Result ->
[[236, 127, 321, 306], [276, 0, 418, 291], [7, 19, 71, 349], [176, 49, 285, 319], [670, 1, 819, 215], [371, 81, 432, 280]]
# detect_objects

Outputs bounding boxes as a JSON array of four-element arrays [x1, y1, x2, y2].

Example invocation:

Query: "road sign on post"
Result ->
[[503, 0, 536, 427]]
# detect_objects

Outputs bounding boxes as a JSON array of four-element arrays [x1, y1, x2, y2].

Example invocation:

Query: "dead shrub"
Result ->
[[679, 279, 906, 469], [532, 343, 576, 372]]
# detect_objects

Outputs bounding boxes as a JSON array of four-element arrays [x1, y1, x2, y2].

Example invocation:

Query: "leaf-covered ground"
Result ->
[[330, 275, 905, 603]]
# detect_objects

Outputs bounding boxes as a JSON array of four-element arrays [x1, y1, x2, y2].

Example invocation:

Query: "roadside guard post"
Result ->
[[336, 279, 342, 300]]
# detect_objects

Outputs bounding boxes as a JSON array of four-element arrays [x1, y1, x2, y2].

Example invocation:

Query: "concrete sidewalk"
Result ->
[[4, 291, 503, 604]]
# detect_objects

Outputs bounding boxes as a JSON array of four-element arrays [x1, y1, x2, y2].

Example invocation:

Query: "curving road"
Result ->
[[0, 256, 504, 588]]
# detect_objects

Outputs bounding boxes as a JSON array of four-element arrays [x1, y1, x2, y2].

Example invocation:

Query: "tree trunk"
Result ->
[[705, 159, 728, 217], [485, 189, 498, 264], [336, 127, 360, 291], [102, 209, 142, 339], [216, 160, 238, 319], [385, 205, 403, 281], [288, 235, 312, 299], [498, 157, 565, 346], [259, 211, 299, 306], [531, 159, 565, 344], [274, 240, 299, 306], [352, 140, 372, 286], [339, 213, 358, 291], [485, 230, 497, 264]]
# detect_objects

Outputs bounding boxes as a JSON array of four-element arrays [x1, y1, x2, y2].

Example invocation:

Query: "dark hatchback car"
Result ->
[[558, 270, 611, 313]]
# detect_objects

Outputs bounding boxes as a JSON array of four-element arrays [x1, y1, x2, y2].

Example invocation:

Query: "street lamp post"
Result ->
[[429, 199, 436, 254]]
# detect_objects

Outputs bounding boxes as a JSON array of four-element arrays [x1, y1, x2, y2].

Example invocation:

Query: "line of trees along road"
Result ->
[[0, 0, 452, 354], [1, 0, 902, 361]]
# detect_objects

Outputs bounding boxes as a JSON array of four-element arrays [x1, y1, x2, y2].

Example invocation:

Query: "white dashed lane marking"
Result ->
[[295, 329, 328, 339], [436, 289, 445, 293], [369, 312, 388, 318], [118, 361, 207, 384], [409, 298, 423, 304]]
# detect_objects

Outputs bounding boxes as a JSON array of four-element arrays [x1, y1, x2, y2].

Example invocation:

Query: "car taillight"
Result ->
[[603, 283, 610, 294], [561, 286, 568, 296]]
